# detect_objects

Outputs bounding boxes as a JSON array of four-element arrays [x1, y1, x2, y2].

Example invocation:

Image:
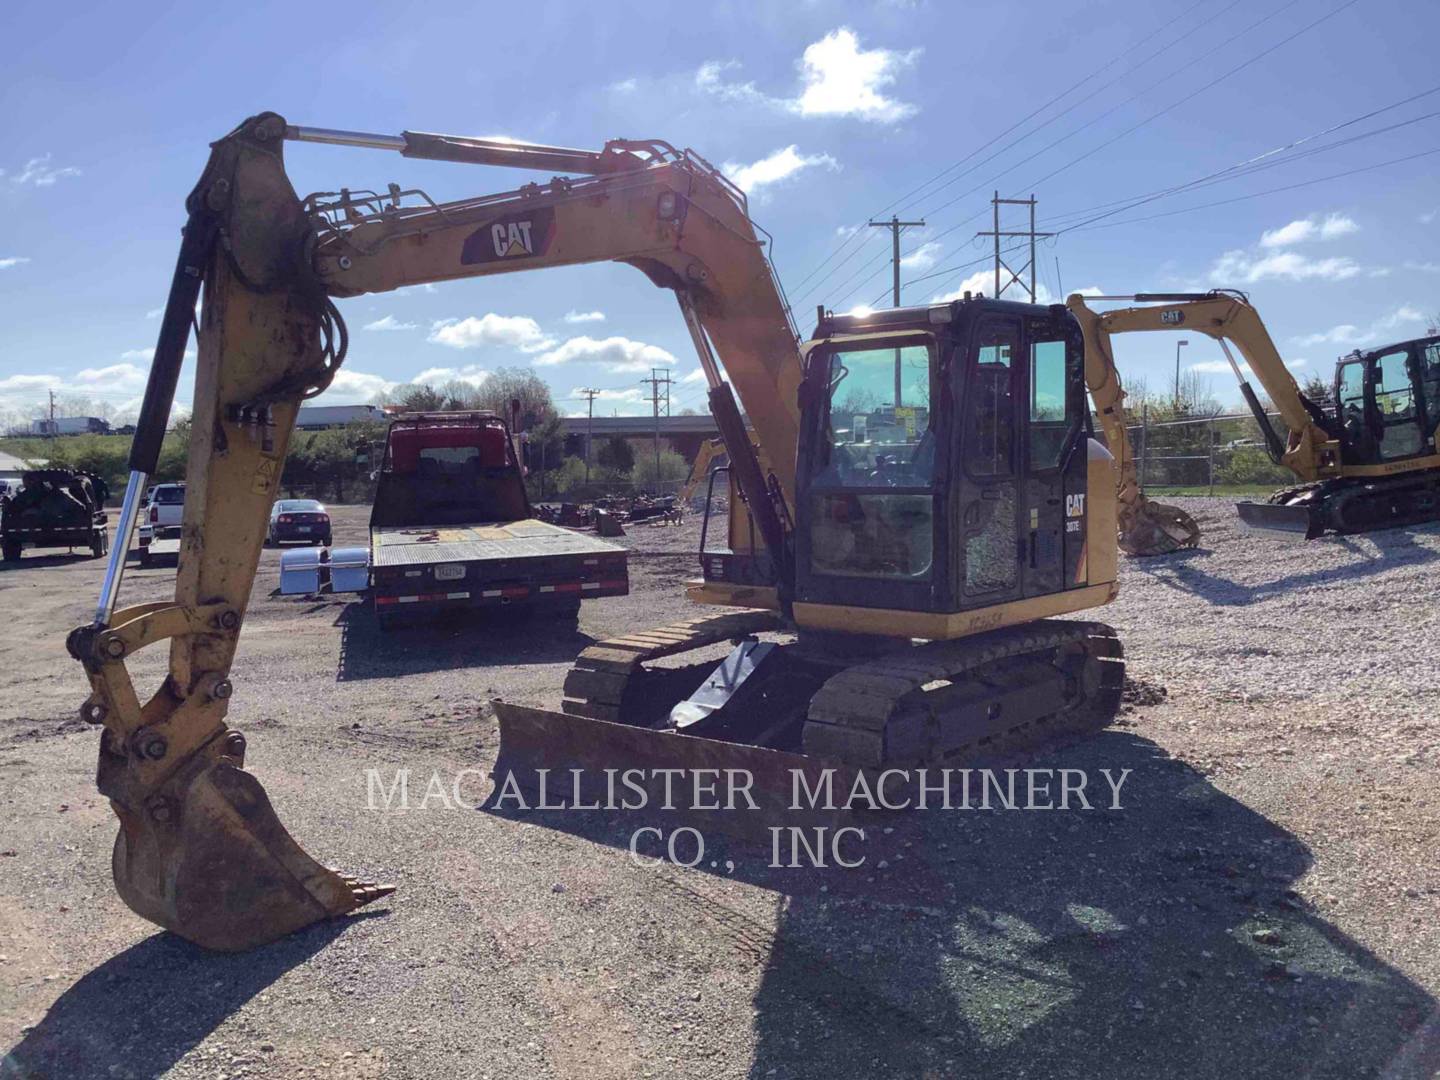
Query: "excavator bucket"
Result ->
[[1118, 498, 1203, 556], [1235, 499, 1319, 540], [106, 747, 394, 952]]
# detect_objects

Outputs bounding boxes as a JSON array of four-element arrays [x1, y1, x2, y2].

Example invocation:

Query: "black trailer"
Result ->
[[1, 470, 110, 561]]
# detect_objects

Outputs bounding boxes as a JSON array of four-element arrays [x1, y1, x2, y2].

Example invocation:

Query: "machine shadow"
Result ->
[[333, 600, 594, 682], [0, 918, 369, 1080], [1135, 527, 1440, 606], [491, 732, 1439, 1079], [0, 553, 99, 572]]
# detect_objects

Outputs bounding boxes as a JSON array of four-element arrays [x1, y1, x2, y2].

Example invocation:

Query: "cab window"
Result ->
[[808, 340, 936, 582], [966, 324, 1015, 477], [1375, 349, 1422, 458], [816, 342, 934, 488], [1029, 339, 1069, 469]]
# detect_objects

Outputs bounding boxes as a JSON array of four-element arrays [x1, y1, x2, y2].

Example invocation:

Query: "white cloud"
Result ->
[[1420, 210, 1437, 225], [363, 315, 418, 332], [898, 241, 942, 273], [6, 154, 81, 187], [1259, 213, 1358, 248], [681, 369, 709, 384], [1210, 249, 1361, 284], [533, 335, 678, 374], [698, 28, 919, 125], [721, 146, 838, 195], [119, 347, 194, 363], [427, 313, 552, 352], [609, 78, 638, 94], [793, 28, 920, 123], [564, 310, 606, 324], [312, 369, 396, 403], [0, 373, 62, 394], [1291, 305, 1425, 348], [76, 363, 147, 388], [144, 307, 164, 319], [411, 365, 491, 387], [1404, 260, 1440, 273], [395, 283, 439, 296], [0, 256, 30, 270], [835, 224, 862, 239]]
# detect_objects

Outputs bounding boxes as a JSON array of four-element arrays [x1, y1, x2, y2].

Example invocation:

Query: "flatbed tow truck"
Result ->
[[282, 411, 628, 626]]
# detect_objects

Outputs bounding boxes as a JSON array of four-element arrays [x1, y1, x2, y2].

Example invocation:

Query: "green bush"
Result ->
[[1213, 446, 1291, 487], [633, 448, 688, 488]]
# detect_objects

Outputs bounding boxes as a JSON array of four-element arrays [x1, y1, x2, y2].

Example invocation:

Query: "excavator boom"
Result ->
[[70, 112, 815, 950]]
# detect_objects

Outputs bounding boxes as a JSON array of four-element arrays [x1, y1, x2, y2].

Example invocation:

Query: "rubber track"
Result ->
[[1269, 471, 1440, 535], [803, 620, 1123, 768], [561, 608, 783, 723]]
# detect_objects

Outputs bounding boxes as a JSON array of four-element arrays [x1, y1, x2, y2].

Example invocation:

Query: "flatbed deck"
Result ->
[[370, 518, 623, 567]]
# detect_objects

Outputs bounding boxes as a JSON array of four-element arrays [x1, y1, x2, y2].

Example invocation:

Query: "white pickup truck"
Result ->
[[136, 482, 185, 566]]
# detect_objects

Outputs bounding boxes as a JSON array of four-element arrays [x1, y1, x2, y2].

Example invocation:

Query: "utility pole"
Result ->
[[576, 388, 600, 482], [48, 390, 56, 439], [639, 368, 672, 490], [1174, 340, 1190, 410], [975, 192, 1054, 301], [869, 214, 924, 405]]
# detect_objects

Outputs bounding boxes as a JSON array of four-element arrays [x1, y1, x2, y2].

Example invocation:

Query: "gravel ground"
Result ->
[[0, 499, 1437, 1079]]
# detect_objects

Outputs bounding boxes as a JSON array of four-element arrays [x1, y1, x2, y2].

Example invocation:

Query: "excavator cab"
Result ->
[[1333, 336, 1440, 468], [791, 298, 1092, 623]]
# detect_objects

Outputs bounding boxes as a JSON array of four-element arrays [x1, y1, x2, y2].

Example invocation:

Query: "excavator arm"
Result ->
[[68, 112, 807, 950], [1064, 294, 1203, 556], [1069, 291, 1339, 482]]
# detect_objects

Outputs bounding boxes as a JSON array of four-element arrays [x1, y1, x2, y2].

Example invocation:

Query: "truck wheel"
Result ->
[[90, 532, 106, 558], [2, 541, 20, 562], [140, 550, 152, 568]]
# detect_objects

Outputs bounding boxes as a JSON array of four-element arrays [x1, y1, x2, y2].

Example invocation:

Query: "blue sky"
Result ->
[[2, 0, 1437, 426]]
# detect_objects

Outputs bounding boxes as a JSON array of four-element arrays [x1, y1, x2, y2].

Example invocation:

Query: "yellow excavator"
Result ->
[[1068, 291, 1440, 538], [69, 113, 1192, 953]]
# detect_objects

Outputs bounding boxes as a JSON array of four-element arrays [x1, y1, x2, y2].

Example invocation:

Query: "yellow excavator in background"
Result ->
[[1068, 292, 1440, 538], [676, 437, 728, 509], [68, 113, 1195, 953]]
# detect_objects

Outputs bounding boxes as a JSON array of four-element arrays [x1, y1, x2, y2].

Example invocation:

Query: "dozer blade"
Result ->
[[108, 752, 393, 952], [491, 701, 856, 838], [1235, 499, 1319, 540], [1120, 498, 1202, 556]]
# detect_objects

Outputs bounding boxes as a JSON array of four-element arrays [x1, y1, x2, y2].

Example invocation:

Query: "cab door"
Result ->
[[1372, 347, 1425, 461], [957, 315, 1022, 608], [1021, 320, 1085, 598]]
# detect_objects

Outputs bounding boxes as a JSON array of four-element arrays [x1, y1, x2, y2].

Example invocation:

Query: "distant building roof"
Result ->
[[295, 404, 385, 429], [0, 450, 43, 475]]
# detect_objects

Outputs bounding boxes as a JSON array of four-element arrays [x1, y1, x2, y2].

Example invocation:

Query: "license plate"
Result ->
[[297, 526, 312, 533], [434, 564, 465, 581]]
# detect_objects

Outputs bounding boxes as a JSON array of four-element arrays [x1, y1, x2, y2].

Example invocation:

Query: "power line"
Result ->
[[1042, 96, 1440, 233], [790, 0, 1217, 298], [823, 0, 1370, 308], [1019, 0, 1363, 195], [1058, 146, 1440, 236], [820, 0, 1356, 308]]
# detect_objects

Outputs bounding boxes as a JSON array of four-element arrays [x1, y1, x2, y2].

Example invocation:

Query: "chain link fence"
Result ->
[[1115, 408, 1294, 493]]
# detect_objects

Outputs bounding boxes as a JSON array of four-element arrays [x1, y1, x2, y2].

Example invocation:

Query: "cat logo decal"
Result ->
[[461, 208, 555, 265]]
